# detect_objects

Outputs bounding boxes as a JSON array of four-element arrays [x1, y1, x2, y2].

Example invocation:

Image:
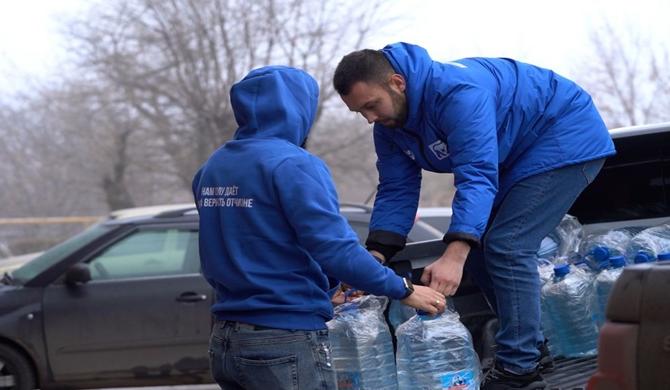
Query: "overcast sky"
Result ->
[[0, 0, 668, 93]]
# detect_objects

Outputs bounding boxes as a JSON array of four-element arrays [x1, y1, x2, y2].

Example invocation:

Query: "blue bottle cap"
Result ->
[[591, 246, 610, 262], [634, 251, 653, 264], [553, 264, 570, 278], [609, 256, 626, 268], [657, 252, 670, 261]]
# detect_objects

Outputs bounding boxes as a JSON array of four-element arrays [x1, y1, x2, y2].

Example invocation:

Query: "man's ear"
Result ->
[[389, 73, 406, 92]]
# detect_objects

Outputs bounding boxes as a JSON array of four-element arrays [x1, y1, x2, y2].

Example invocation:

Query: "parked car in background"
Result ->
[[341, 202, 443, 243], [0, 202, 441, 390], [416, 206, 453, 234]]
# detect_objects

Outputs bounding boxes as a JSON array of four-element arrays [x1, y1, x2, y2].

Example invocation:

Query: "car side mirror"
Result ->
[[65, 263, 91, 285]]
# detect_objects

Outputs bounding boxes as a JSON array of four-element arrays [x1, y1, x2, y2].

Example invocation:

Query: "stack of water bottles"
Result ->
[[395, 306, 481, 390], [327, 295, 398, 389], [537, 218, 670, 358]]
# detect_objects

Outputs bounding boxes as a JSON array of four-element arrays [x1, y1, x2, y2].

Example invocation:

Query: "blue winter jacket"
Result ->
[[192, 66, 406, 330], [367, 43, 615, 254]]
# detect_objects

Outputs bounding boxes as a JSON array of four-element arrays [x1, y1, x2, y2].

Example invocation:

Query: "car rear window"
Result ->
[[569, 131, 670, 224]]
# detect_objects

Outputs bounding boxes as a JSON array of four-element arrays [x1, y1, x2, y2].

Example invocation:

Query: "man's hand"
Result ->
[[420, 241, 470, 296], [401, 285, 447, 315]]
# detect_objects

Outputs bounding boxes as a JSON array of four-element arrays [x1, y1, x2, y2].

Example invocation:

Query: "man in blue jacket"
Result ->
[[192, 65, 445, 390], [334, 43, 615, 390]]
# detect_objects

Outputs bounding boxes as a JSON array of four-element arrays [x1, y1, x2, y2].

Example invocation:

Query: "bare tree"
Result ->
[[66, 0, 388, 189], [577, 23, 670, 128]]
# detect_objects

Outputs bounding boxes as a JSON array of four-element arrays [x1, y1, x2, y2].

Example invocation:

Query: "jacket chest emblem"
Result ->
[[429, 140, 449, 160]]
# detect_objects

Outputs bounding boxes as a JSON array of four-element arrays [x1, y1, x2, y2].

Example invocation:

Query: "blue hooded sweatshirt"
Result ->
[[367, 43, 615, 253], [192, 66, 406, 330]]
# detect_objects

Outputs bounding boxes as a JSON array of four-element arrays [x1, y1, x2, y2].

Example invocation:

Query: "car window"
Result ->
[[570, 132, 670, 223], [88, 228, 199, 280], [11, 223, 111, 285]]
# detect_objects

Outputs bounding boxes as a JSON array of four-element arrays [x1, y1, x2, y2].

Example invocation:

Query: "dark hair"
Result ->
[[333, 49, 395, 96]]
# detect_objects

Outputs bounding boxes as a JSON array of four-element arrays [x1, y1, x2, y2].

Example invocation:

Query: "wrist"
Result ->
[[443, 241, 470, 264], [369, 250, 386, 264], [401, 277, 414, 299]]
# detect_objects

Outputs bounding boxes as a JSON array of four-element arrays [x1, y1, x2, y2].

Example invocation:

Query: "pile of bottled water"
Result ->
[[537, 217, 670, 357], [328, 295, 481, 389], [324, 217, 670, 387]]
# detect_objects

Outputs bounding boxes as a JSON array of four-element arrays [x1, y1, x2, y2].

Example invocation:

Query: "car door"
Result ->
[[42, 224, 213, 384]]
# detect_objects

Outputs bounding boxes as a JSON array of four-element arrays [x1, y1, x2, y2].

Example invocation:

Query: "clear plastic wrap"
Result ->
[[541, 265, 598, 357], [626, 224, 670, 262], [537, 236, 559, 259], [387, 299, 416, 333], [539, 214, 583, 261], [396, 309, 481, 390], [580, 229, 633, 268], [327, 295, 398, 389]]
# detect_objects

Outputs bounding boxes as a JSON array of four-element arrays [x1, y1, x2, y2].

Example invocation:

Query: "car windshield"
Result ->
[[10, 223, 112, 285]]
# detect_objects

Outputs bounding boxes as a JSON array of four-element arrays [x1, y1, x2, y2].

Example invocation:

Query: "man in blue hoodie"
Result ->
[[192, 66, 446, 390], [333, 43, 615, 390]]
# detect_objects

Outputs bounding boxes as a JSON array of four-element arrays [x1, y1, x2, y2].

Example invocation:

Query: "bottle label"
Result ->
[[336, 371, 361, 389], [438, 369, 477, 390]]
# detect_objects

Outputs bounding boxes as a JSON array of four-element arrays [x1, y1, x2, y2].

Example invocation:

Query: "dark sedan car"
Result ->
[[0, 203, 441, 390]]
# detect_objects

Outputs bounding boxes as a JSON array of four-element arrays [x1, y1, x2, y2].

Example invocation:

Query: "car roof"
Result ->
[[609, 121, 670, 139], [105, 202, 377, 226], [416, 207, 453, 217], [104, 203, 198, 225]]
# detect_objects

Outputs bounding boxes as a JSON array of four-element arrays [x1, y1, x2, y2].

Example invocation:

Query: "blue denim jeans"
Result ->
[[208, 320, 337, 390], [464, 158, 605, 374]]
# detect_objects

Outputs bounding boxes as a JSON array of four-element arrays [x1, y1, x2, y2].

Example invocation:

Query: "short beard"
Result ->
[[383, 84, 408, 128]]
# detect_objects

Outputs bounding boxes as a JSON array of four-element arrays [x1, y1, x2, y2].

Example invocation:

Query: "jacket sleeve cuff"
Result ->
[[365, 230, 407, 260], [443, 232, 480, 249]]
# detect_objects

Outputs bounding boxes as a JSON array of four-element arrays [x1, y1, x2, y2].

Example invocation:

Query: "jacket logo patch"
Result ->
[[404, 150, 415, 160], [429, 140, 449, 160]]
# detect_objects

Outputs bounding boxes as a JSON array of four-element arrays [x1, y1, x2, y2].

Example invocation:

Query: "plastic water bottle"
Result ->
[[592, 256, 626, 328], [541, 264, 599, 357], [327, 295, 397, 389], [626, 224, 670, 262], [396, 309, 481, 390], [580, 229, 632, 268], [387, 299, 416, 334]]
